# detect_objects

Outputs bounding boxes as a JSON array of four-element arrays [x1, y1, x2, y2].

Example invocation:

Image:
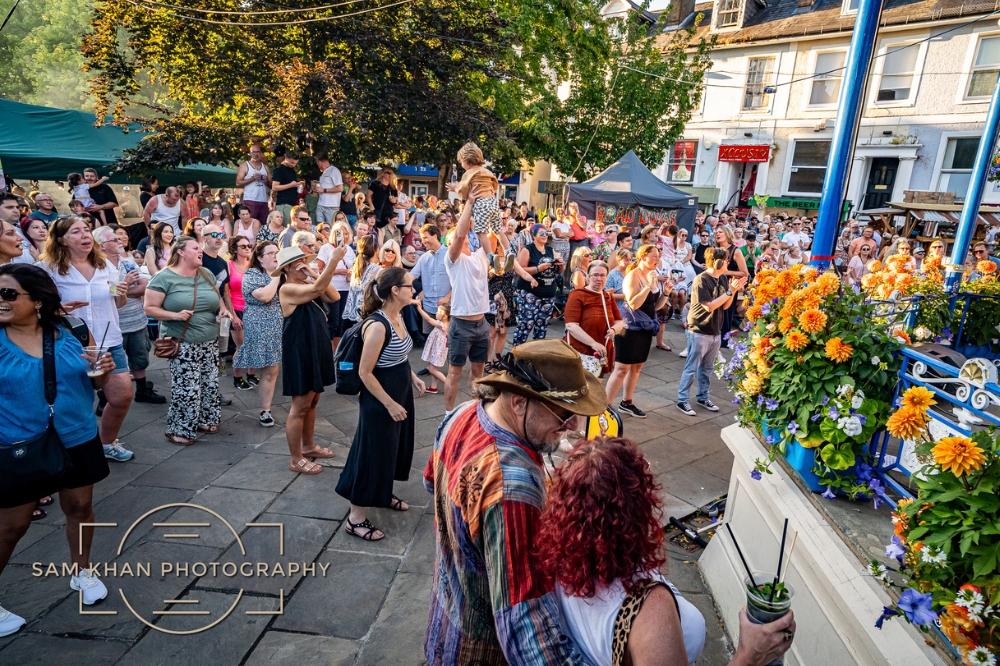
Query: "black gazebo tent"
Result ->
[[565, 150, 698, 234]]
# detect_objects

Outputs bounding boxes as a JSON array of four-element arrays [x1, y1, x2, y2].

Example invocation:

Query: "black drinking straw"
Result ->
[[725, 523, 758, 589], [97, 322, 111, 353], [769, 518, 789, 602]]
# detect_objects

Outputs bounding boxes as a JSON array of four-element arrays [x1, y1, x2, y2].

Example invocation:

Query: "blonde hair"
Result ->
[[41, 216, 107, 275], [625, 243, 658, 275], [165, 235, 216, 284], [569, 245, 592, 273], [436, 302, 451, 325], [379, 239, 402, 268], [715, 225, 735, 247], [265, 210, 285, 228], [350, 235, 377, 285], [331, 221, 353, 246], [457, 142, 485, 166], [291, 231, 316, 248]]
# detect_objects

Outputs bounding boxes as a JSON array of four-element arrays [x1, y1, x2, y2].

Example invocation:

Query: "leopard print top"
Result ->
[[611, 579, 672, 666]]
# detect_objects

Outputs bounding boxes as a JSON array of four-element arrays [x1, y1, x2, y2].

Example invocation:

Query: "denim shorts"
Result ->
[[108, 343, 131, 375], [120, 330, 150, 372], [447, 317, 490, 366]]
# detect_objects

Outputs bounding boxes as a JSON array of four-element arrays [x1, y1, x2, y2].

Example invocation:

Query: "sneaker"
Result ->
[[103, 440, 134, 462], [247, 374, 260, 386], [677, 402, 697, 416], [678, 348, 689, 358], [259, 410, 275, 428], [618, 401, 647, 418], [491, 253, 504, 276], [70, 568, 108, 606], [697, 399, 720, 412], [0, 605, 25, 637], [416, 368, 430, 377], [219, 394, 233, 406], [424, 386, 438, 394], [503, 253, 515, 274], [234, 377, 253, 391]]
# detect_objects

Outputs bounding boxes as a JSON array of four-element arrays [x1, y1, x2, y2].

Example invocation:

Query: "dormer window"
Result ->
[[841, 0, 858, 14], [717, 0, 740, 27]]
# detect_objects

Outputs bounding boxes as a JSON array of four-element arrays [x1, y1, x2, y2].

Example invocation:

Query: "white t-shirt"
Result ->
[[557, 574, 706, 666], [318, 243, 356, 292], [39, 261, 124, 348], [318, 165, 343, 208], [782, 231, 810, 249], [444, 248, 490, 317]]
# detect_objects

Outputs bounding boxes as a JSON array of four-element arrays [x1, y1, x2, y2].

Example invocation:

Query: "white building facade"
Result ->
[[641, 0, 1000, 216]]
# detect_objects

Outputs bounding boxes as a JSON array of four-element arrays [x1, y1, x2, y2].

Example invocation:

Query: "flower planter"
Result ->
[[763, 425, 827, 492]]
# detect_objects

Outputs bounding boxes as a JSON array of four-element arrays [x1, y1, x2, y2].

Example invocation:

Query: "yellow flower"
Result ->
[[886, 406, 929, 441], [814, 272, 841, 297], [778, 318, 795, 334], [798, 308, 828, 334], [900, 386, 936, 411], [866, 259, 883, 273], [784, 329, 809, 352], [824, 337, 853, 363], [741, 373, 763, 396], [932, 436, 986, 477]]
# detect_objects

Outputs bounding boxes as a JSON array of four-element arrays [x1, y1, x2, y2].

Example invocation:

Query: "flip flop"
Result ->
[[300, 446, 335, 459], [31, 508, 47, 521], [37, 495, 53, 507], [288, 459, 322, 475], [165, 432, 195, 446], [656, 345, 672, 352], [197, 424, 219, 434]]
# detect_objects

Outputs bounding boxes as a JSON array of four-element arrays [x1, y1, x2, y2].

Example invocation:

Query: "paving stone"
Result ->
[[92, 462, 155, 504], [253, 436, 352, 464], [391, 468, 433, 509], [148, 487, 277, 549], [658, 463, 731, 510], [642, 433, 716, 471], [114, 591, 274, 666], [116, 420, 191, 465], [244, 632, 359, 666], [266, 474, 351, 521], [273, 550, 398, 639], [684, 591, 734, 665], [689, 449, 737, 481], [11, 524, 60, 559], [214, 513, 338, 595], [400, 512, 436, 576], [355, 572, 432, 666], [0, 632, 130, 665], [130, 441, 254, 490], [326, 505, 423, 557], [0, 564, 73, 628], [210, 453, 298, 493], [660, 492, 699, 521]]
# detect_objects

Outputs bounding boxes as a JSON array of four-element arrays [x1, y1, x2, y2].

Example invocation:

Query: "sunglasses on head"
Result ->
[[0, 288, 29, 302], [206, 232, 226, 239]]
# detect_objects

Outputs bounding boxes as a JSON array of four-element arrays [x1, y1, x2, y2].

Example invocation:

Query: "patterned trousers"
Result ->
[[167, 340, 221, 439], [513, 291, 555, 346]]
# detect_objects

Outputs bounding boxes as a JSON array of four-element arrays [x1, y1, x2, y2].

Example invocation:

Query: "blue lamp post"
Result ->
[[809, 0, 886, 269], [945, 73, 1000, 291]]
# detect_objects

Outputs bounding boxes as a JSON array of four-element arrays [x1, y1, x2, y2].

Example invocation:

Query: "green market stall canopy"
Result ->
[[0, 98, 237, 187]]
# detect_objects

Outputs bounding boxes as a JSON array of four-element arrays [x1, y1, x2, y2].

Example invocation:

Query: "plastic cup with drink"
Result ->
[[745, 572, 794, 666], [84, 346, 108, 378]]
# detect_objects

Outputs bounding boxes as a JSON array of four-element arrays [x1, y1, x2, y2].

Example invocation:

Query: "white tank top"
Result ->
[[243, 161, 268, 202], [235, 217, 256, 243], [150, 194, 181, 234], [557, 575, 706, 666]]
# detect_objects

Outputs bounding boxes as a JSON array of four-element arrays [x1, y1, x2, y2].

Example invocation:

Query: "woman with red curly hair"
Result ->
[[536, 437, 796, 666]]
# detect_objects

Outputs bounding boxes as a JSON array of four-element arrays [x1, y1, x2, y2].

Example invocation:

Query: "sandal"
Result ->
[[288, 459, 322, 475], [37, 495, 53, 507], [165, 432, 195, 446], [389, 495, 409, 512], [346, 518, 384, 541], [300, 446, 335, 459], [197, 424, 219, 434], [656, 344, 672, 352], [31, 508, 47, 521]]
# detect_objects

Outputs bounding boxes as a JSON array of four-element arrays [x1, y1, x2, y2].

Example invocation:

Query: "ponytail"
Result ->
[[626, 243, 658, 275], [360, 279, 383, 319]]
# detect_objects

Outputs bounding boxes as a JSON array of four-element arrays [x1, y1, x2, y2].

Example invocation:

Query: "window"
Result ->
[[939, 137, 979, 196], [877, 44, 918, 102], [743, 57, 775, 110], [666, 141, 698, 183], [809, 51, 846, 106], [842, 0, 859, 12], [968, 36, 1000, 99], [717, 0, 740, 28], [788, 140, 830, 194]]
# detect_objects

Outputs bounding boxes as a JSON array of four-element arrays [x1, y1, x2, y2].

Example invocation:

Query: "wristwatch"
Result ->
[[725, 289, 733, 296]]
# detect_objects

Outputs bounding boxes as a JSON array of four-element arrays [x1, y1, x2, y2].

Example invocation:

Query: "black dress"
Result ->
[[722, 246, 740, 334], [336, 312, 415, 508], [617, 284, 659, 365], [282, 296, 336, 396]]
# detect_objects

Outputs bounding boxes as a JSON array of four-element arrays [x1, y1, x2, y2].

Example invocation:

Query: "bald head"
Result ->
[[202, 223, 224, 253]]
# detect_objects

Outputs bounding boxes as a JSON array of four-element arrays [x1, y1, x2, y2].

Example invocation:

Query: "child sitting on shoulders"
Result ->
[[67, 172, 109, 226], [446, 142, 513, 276], [419, 303, 450, 394]]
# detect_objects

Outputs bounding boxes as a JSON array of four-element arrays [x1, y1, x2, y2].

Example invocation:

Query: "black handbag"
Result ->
[[0, 328, 72, 495]]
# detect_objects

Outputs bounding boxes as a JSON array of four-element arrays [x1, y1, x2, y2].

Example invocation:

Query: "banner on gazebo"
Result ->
[[596, 203, 678, 231]]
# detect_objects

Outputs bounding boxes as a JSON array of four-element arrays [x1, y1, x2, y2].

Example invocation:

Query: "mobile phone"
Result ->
[[335, 228, 344, 247]]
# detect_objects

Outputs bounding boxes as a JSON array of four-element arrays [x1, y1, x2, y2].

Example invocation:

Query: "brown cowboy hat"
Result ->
[[476, 339, 607, 416]]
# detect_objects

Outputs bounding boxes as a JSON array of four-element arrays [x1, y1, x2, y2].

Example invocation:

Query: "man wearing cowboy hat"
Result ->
[[423, 339, 605, 665]]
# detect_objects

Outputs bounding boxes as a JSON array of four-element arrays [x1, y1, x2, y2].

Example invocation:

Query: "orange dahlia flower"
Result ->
[[977, 259, 997, 274], [778, 318, 795, 334], [886, 406, 928, 440], [866, 259, 883, 273], [798, 308, 827, 334], [900, 386, 936, 411], [932, 436, 986, 477], [824, 337, 853, 363], [892, 330, 912, 344], [746, 304, 764, 322], [814, 272, 841, 296], [784, 329, 809, 352]]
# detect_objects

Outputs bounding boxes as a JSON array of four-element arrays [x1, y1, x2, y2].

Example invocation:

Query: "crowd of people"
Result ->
[[35, 142, 1000, 661]]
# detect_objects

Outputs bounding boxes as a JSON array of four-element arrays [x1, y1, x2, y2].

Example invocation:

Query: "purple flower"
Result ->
[[742, 320, 753, 332], [787, 420, 799, 434], [821, 487, 836, 499], [731, 397, 740, 405], [854, 316, 863, 324], [760, 303, 772, 315], [765, 435, 776, 446], [828, 406, 839, 420], [822, 396, 830, 406], [875, 606, 899, 629], [771, 298, 779, 305], [897, 589, 938, 626], [942, 327, 952, 338], [765, 399, 779, 411], [869, 478, 885, 496], [811, 413, 823, 422], [751, 469, 763, 481], [857, 414, 867, 426], [886, 535, 905, 563], [757, 395, 765, 407], [856, 463, 873, 481], [933, 336, 942, 344], [873, 494, 884, 510], [724, 331, 733, 341]]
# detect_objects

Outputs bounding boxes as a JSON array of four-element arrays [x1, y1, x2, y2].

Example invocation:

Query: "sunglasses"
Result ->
[[536, 231, 549, 236], [384, 249, 396, 254], [0, 288, 29, 302], [296, 217, 311, 222], [975, 249, 988, 254], [235, 244, 251, 250], [206, 232, 226, 239], [536, 399, 579, 432]]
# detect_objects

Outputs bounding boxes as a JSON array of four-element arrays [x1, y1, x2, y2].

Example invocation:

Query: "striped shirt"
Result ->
[[374, 311, 412, 367], [423, 402, 587, 666]]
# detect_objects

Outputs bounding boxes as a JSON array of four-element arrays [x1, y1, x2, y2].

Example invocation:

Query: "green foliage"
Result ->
[[954, 281, 1000, 349], [748, 580, 789, 604]]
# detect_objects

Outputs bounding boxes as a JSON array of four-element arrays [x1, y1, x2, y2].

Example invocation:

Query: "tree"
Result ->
[[0, 0, 94, 110]]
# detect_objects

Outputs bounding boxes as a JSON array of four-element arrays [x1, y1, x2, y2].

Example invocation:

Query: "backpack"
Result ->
[[334, 313, 392, 395]]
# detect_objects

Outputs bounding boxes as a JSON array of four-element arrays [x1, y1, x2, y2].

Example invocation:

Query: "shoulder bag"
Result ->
[[0, 328, 73, 494], [565, 290, 613, 377], [611, 579, 677, 666], [154, 272, 198, 359]]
